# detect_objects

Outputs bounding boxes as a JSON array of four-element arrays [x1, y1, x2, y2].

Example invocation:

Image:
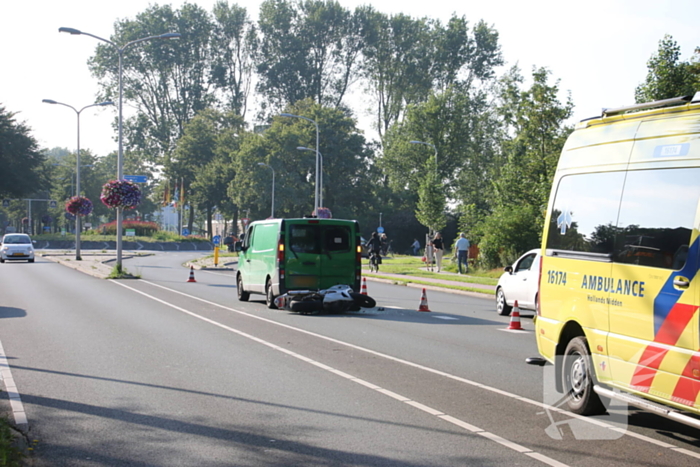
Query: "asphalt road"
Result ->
[[1, 252, 699, 466]]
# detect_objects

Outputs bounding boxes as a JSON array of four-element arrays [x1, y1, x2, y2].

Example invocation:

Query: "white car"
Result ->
[[495, 248, 540, 316], [0, 233, 35, 263]]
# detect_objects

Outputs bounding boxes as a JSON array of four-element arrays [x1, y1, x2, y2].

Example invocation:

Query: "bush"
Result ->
[[475, 204, 542, 269]]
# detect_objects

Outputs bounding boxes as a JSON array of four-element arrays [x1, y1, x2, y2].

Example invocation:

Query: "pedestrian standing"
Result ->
[[454, 233, 470, 274], [411, 238, 420, 256], [431, 232, 444, 272]]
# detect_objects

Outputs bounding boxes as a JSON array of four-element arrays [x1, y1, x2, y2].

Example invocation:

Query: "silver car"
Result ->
[[0, 233, 36, 263], [495, 249, 540, 316]]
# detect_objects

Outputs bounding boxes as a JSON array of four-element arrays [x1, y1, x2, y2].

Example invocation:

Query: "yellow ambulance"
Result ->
[[535, 92, 700, 428]]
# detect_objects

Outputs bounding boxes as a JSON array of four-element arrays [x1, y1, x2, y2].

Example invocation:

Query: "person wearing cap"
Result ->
[[454, 232, 470, 274]]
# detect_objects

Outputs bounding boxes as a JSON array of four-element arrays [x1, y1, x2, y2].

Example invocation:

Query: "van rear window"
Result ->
[[547, 168, 700, 270], [289, 225, 352, 254]]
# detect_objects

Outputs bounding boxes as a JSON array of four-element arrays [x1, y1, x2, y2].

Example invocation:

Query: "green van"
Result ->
[[236, 218, 362, 308]]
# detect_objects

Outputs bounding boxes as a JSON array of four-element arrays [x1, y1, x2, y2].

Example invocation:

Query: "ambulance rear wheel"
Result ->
[[562, 337, 606, 415]]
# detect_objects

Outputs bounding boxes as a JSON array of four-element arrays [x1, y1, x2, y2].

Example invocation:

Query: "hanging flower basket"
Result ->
[[100, 179, 142, 209], [65, 196, 93, 217]]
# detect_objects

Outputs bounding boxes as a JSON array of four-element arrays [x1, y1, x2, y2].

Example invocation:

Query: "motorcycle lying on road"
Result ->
[[274, 284, 376, 315]]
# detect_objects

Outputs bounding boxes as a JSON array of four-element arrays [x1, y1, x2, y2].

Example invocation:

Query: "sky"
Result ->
[[1, 0, 699, 158]]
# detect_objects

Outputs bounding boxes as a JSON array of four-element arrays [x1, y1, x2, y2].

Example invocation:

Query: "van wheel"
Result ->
[[562, 337, 606, 415], [265, 278, 278, 309], [496, 288, 512, 316], [237, 274, 249, 301], [350, 293, 376, 308]]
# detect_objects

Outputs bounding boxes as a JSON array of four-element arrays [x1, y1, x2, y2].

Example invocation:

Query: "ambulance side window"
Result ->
[[546, 172, 625, 254], [614, 168, 700, 270]]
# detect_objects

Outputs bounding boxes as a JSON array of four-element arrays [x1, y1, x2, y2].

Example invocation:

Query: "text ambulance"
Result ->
[[535, 93, 700, 428]]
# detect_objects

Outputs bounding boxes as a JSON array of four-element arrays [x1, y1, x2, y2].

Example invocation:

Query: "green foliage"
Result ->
[[230, 99, 373, 221], [0, 105, 47, 198], [475, 204, 542, 269], [0, 415, 24, 466], [415, 158, 446, 233], [257, 0, 363, 114], [635, 35, 698, 103]]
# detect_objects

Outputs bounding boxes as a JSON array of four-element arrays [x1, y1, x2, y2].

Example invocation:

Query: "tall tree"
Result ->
[[169, 108, 244, 234], [0, 105, 47, 198], [635, 34, 697, 103], [256, 0, 363, 114], [230, 99, 372, 220], [210, 1, 259, 118], [359, 10, 434, 139], [494, 66, 573, 211], [415, 157, 446, 234]]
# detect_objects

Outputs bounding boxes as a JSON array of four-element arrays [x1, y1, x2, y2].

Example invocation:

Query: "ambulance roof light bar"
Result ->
[[602, 93, 698, 117]]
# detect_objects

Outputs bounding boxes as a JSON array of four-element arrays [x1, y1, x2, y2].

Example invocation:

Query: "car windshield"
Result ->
[[3, 235, 31, 244]]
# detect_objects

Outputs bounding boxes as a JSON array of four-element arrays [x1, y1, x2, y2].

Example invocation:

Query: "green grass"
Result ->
[[0, 416, 24, 467], [364, 255, 499, 287]]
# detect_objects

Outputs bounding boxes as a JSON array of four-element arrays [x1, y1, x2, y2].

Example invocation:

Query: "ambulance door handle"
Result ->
[[673, 277, 689, 288]]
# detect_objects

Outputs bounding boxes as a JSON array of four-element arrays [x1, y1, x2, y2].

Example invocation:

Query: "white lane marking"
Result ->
[[126, 279, 698, 461], [432, 316, 459, 320], [0, 338, 27, 425], [113, 280, 569, 466], [497, 328, 531, 333]]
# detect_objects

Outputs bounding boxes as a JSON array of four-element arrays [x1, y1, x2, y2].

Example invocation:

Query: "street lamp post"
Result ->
[[59, 27, 180, 271], [296, 147, 323, 208], [42, 99, 113, 260], [280, 113, 319, 213], [257, 163, 275, 218]]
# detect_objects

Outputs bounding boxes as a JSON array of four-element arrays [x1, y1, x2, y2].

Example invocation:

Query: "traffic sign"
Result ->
[[2, 199, 9, 207], [124, 175, 148, 183], [377, 226, 384, 234], [212, 235, 221, 245], [49, 200, 57, 209]]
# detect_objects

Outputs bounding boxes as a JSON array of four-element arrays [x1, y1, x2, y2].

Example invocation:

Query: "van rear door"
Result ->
[[285, 222, 322, 290], [318, 223, 356, 290]]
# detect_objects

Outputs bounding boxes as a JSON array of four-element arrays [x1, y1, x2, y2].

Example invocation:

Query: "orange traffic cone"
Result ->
[[361, 277, 368, 295], [187, 265, 197, 283], [418, 288, 431, 312], [508, 300, 523, 330]]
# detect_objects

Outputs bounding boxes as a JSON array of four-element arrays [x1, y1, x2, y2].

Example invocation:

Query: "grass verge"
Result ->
[[0, 416, 24, 467]]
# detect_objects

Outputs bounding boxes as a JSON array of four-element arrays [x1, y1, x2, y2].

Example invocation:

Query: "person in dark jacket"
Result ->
[[365, 232, 382, 255], [431, 232, 444, 272]]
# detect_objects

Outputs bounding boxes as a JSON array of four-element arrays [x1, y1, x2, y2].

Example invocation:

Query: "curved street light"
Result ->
[[296, 147, 323, 209], [281, 113, 320, 213], [42, 99, 114, 260], [59, 27, 181, 271], [257, 163, 275, 218]]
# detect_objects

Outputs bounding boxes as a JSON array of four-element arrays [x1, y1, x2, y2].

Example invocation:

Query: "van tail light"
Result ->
[[537, 252, 542, 316], [278, 238, 285, 279], [355, 238, 362, 281]]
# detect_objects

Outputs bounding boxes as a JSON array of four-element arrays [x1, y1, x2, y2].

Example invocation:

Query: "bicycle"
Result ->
[[368, 251, 380, 273]]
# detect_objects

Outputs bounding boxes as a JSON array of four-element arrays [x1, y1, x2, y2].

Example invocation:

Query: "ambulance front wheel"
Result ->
[[562, 337, 606, 415]]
